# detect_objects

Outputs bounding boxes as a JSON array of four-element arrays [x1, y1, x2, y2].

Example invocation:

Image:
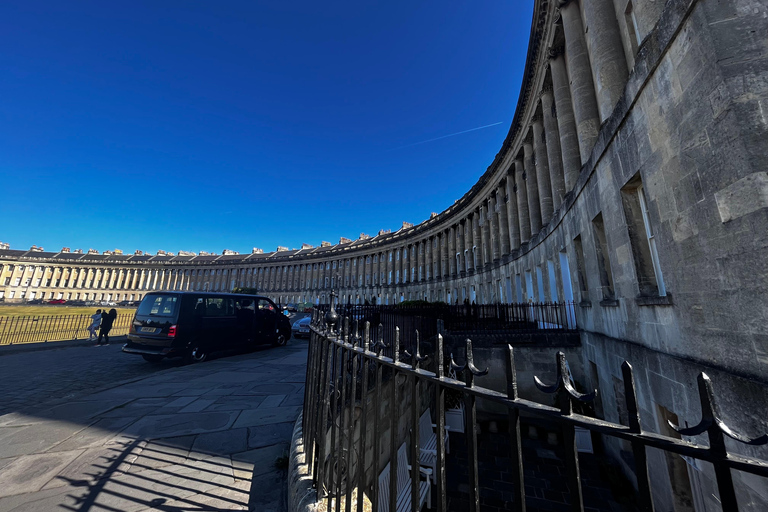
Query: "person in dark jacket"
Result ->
[[97, 309, 117, 346]]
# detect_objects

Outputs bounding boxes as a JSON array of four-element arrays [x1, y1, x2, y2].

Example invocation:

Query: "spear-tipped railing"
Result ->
[[302, 313, 768, 512]]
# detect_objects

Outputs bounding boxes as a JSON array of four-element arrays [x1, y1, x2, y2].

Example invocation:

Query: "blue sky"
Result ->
[[0, 1, 533, 255]]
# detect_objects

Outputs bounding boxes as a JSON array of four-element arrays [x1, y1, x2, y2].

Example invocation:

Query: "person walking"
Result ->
[[88, 309, 102, 342], [97, 308, 117, 346]]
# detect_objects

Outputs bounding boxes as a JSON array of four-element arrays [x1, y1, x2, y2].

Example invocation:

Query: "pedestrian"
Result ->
[[88, 309, 102, 341], [97, 308, 117, 346]]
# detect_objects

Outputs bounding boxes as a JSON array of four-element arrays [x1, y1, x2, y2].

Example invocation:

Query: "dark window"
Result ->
[[138, 294, 179, 317], [621, 174, 666, 297], [591, 213, 615, 300], [573, 235, 589, 299]]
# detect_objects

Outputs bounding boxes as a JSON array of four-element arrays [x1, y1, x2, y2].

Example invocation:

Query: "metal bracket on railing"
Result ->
[[669, 372, 768, 446], [404, 330, 429, 370], [534, 351, 597, 409], [450, 339, 488, 386], [371, 323, 388, 356]]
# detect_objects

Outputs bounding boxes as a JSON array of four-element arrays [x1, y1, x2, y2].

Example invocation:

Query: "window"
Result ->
[[624, 1, 641, 55], [536, 267, 545, 302], [138, 294, 179, 317], [573, 236, 589, 300], [592, 213, 616, 302], [525, 271, 534, 302], [560, 251, 573, 302], [547, 260, 559, 302], [621, 176, 666, 298]]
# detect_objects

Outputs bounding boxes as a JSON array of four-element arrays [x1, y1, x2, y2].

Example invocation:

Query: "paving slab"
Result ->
[[233, 406, 303, 428], [0, 340, 308, 512], [247, 422, 295, 450]]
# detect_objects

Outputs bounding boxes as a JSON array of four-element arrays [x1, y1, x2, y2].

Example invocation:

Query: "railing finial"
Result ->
[[325, 290, 339, 334], [534, 351, 597, 413], [404, 329, 428, 370], [670, 372, 768, 446]]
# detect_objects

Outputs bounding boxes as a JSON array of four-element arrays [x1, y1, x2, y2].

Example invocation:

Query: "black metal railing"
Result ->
[[0, 313, 133, 345], [302, 305, 768, 512], [314, 302, 576, 355]]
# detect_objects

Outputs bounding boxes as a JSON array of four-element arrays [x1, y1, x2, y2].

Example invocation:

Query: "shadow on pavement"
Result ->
[[0, 313, 310, 512]]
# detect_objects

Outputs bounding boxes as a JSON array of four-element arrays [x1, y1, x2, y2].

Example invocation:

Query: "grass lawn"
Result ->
[[0, 305, 137, 318]]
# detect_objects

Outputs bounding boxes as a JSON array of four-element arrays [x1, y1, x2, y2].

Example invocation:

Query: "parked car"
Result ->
[[26, 299, 44, 305], [122, 291, 291, 363], [291, 316, 311, 339], [285, 303, 298, 312], [68, 300, 86, 306], [48, 299, 66, 305]]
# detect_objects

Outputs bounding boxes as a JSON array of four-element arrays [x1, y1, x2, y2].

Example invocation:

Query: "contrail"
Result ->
[[390, 121, 505, 151]]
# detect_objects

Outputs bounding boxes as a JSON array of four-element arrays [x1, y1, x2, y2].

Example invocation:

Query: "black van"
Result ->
[[122, 291, 292, 362]]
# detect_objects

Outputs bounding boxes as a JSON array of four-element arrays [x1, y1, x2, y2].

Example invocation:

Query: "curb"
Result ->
[[0, 336, 129, 356], [287, 413, 319, 512]]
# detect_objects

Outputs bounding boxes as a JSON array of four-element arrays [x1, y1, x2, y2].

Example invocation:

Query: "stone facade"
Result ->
[[2, 0, 768, 507]]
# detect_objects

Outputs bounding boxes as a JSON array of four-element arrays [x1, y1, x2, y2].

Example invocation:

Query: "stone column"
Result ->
[[137, 269, 145, 290], [448, 226, 456, 275], [549, 52, 581, 190], [532, 115, 554, 222], [456, 223, 465, 273], [515, 157, 532, 243], [489, 197, 501, 261], [441, 233, 448, 277], [505, 173, 521, 251], [461, 218, 470, 272], [524, 140, 542, 234], [427, 240, 434, 281], [582, 0, 628, 122], [559, 1, 600, 163], [479, 205, 489, 266], [472, 210, 482, 269], [497, 183, 511, 255], [540, 87, 567, 206]]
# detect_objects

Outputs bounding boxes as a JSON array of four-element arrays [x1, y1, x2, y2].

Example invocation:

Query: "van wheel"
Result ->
[[142, 354, 163, 363], [185, 347, 207, 363], [274, 333, 287, 347]]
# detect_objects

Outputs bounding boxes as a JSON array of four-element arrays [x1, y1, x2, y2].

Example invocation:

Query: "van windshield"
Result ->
[[137, 294, 179, 317]]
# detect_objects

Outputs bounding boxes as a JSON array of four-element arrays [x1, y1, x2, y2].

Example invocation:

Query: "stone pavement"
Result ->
[[0, 341, 308, 512], [0, 339, 188, 417]]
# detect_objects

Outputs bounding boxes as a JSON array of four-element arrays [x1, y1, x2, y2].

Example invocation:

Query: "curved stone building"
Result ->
[[2, 0, 767, 507]]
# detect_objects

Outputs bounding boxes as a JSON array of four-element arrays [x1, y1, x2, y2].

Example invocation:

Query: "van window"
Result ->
[[236, 298, 256, 311], [257, 299, 275, 311], [138, 294, 179, 317], [202, 297, 235, 317]]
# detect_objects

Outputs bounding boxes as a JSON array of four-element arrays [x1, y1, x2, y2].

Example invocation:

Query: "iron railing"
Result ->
[[314, 302, 576, 356], [302, 304, 768, 512], [0, 313, 133, 345]]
